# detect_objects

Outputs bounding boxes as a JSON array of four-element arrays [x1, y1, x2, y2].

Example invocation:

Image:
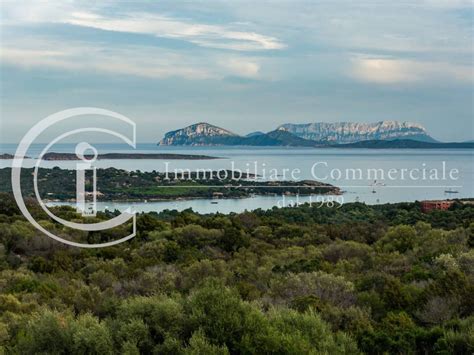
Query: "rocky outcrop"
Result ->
[[158, 123, 237, 146], [157, 120, 436, 146], [277, 121, 434, 143]]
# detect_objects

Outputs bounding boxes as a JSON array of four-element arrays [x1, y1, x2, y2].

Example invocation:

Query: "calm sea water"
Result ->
[[2, 143, 473, 214]]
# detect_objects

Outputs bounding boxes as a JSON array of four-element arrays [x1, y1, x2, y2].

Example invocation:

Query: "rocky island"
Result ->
[[0, 153, 31, 159], [157, 121, 438, 147]]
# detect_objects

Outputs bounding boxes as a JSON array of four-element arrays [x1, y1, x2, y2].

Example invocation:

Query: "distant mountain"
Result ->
[[332, 139, 474, 149], [242, 129, 318, 147], [157, 121, 440, 147], [246, 131, 265, 137], [157, 123, 318, 147], [278, 121, 436, 143], [158, 122, 237, 146]]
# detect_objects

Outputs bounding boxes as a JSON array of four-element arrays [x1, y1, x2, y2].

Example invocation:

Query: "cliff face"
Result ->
[[277, 121, 432, 143], [158, 123, 237, 146]]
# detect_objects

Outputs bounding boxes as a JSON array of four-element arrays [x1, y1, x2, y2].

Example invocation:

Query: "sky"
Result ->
[[1, 0, 473, 143]]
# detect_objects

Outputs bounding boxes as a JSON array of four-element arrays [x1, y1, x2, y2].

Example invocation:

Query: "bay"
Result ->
[[1, 143, 472, 214]]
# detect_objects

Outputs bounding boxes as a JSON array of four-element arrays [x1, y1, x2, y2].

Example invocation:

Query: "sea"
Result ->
[[1, 143, 473, 214]]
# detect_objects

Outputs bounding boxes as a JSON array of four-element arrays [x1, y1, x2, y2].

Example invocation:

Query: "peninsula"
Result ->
[[41, 152, 221, 160], [0, 167, 340, 201]]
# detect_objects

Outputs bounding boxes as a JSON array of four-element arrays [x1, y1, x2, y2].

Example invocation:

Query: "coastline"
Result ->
[[0, 152, 222, 160], [44, 189, 341, 204]]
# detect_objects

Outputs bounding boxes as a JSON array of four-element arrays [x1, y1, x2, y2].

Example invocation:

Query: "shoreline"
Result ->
[[44, 190, 341, 204], [0, 152, 223, 160]]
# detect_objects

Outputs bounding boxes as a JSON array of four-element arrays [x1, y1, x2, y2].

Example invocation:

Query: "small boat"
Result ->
[[211, 201, 219, 204], [445, 189, 459, 194]]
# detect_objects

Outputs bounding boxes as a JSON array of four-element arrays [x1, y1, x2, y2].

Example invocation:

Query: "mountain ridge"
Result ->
[[159, 126, 319, 147], [157, 121, 438, 147], [331, 139, 474, 149], [278, 121, 436, 143], [158, 122, 237, 146]]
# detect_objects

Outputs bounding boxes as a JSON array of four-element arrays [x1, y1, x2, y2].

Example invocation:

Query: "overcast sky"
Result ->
[[1, 0, 473, 142]]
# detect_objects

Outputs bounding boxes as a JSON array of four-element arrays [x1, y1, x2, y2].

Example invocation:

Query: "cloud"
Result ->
[[0, 37, 268, 80], [0, 40, 215, 80], [1, 2, 285, 52], [0, 1, 77, 24], [0, 3, 282, 79], [63, 12, 285, 51], [351, 58, 418, 83], [350, 56, 473, 84], [219, 58, 260, 78], [228, 2, 473, 56]]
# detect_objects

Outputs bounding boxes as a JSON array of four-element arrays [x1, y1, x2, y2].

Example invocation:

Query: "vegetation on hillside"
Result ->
[[0, 192, 472, 354]]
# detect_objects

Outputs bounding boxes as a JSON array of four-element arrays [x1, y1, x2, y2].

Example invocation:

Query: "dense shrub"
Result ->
[[0, 192, 472, 354]]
